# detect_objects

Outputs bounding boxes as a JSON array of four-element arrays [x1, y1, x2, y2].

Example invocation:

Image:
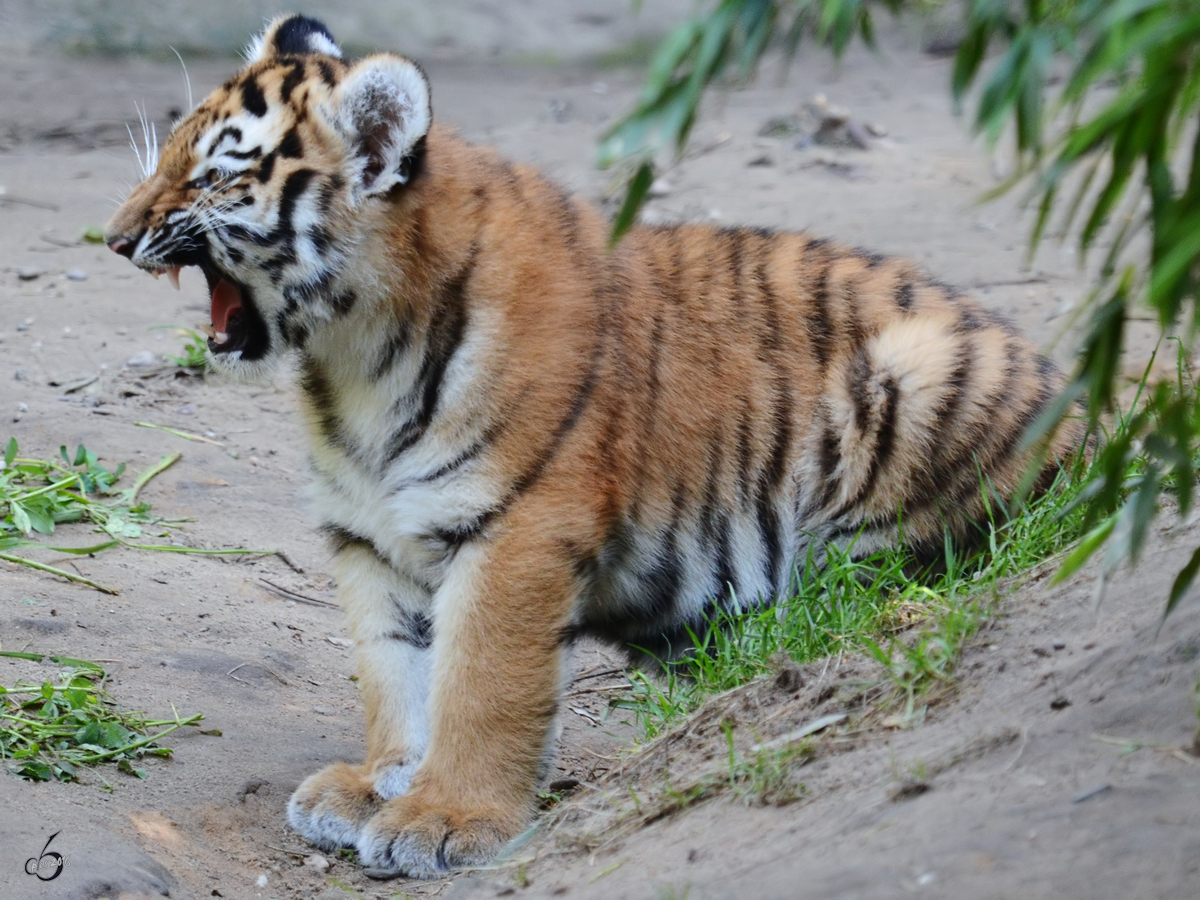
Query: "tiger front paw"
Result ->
[[287, 762, 381, 851], [356, 795, 525, 877]]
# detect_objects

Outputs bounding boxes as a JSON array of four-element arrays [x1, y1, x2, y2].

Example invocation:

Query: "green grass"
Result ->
[[0, 652, 203, 784], [151, 325, 210, 369], [614, 447, 1101, 741]]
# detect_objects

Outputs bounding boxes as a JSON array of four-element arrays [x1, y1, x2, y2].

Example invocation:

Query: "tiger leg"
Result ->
[[356, 529, 576, 875], [288, 541, 433, 850]]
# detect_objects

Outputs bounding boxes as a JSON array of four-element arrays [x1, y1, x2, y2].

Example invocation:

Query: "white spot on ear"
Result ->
[[326, 55, 431, 199], [306, 33, 343, 58]]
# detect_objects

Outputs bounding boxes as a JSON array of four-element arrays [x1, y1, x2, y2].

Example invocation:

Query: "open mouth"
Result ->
[[151, 256, 270, 361]]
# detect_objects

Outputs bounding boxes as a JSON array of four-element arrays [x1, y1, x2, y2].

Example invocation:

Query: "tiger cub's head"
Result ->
[[105, 15, 431, 379]]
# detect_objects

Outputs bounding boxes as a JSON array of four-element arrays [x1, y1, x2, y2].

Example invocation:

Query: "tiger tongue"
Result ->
[[210, 278, 243, 334]]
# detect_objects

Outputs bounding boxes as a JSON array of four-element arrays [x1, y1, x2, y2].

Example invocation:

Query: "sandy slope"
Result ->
[[0, 23, 1195, 900]]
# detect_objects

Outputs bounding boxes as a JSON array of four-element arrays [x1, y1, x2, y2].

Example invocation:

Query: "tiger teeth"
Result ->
[[166, 266, 181, 291], [215, 332, 229, 343]]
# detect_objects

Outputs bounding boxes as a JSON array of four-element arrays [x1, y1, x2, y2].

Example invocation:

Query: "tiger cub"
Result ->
[[105, 14, 1080, 876]]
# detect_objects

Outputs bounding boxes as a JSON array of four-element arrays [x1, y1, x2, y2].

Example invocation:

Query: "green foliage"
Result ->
[[600, 0, 904, 240], [1, 439, 275, 593], [150, 325, 210, 369], [605, 0, 1200, 612], [0, 438, 164, 540], [0, 652, 202, 784]]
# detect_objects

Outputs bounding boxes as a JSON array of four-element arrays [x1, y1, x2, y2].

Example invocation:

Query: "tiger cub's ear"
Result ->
[[247, 14, 342, 63], [328, 54, 432, 199]]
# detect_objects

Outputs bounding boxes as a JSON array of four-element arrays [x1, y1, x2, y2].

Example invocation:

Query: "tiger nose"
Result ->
[[107, 236, 136, 258]]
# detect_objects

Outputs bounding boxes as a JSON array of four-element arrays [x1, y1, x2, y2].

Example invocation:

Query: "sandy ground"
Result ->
[[0, 22, 1196, 900]]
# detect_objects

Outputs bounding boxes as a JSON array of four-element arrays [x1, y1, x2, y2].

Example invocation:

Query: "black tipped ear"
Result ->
[[248, 15, 342, 63]]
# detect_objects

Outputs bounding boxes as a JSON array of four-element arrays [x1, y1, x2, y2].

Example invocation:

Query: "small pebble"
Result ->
[[17, 402, 27, 412], [1050, 696, 1071, 710], [16, 323, 29, 332], [204, 430, 217, 438], [845, 119, 872, 150], [303, 854, 330, 873], [1072, 783, 1111, 803], [1052, 639, 1066, 650], [255, 874, 268, 888], [65, 269, 88, 281], [648, 178, 672, 198], [175, 403, 196, 415], [127, 350, 159, 367], [13, 370, 26, 381], [17, 267, 43, 281]]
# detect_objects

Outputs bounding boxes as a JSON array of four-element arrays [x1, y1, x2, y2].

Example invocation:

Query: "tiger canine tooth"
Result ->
[[166, 266, 181, 291], [215, 332, 229, 343]]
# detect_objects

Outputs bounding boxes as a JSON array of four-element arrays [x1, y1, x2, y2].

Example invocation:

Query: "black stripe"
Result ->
[[280, 63, 306, 103], [385, 609, 432, 650], [329, 289, 355, 315], [241, 79, 268, 117], [321, 523, 388, 566], [909, 336, 1024, 524], [817, 407, 842, 510], [752, 246, 793, 595], [714, 513, 737, 602], [278, 128, 304, 159], [311, 226, 333, 257], [641, 483, 687, 621], [416, 423, 499, 483], [430, 517, 489, 552], [728, 228, 745, 313], [384, 250, 476, 464], [225, 146, 262, 160], [847, 347, 873, 435], [207, 126, 243, 157], [275, 168, 316, 241], [478, 346, 600, 531], [807, 250, 834, 370], [299, 355, 351, 454], [896, 279, 914, 311], [956, 307, 984, 332], [372, 317, 413, 380], [317, 60, 337, 86], [833, 375, 901, 521], [555, 188, 582, 250], [736, 403, 754, 507]]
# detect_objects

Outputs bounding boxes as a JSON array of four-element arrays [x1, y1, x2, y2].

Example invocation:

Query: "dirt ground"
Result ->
[[0, 19, 1197, 900]]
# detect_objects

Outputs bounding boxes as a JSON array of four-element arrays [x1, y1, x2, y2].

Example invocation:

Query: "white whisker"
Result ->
[[170, 47, 194, 113]]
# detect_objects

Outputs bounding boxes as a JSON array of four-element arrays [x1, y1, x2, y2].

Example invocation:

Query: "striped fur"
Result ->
[[105, 15, 1082, 877]]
